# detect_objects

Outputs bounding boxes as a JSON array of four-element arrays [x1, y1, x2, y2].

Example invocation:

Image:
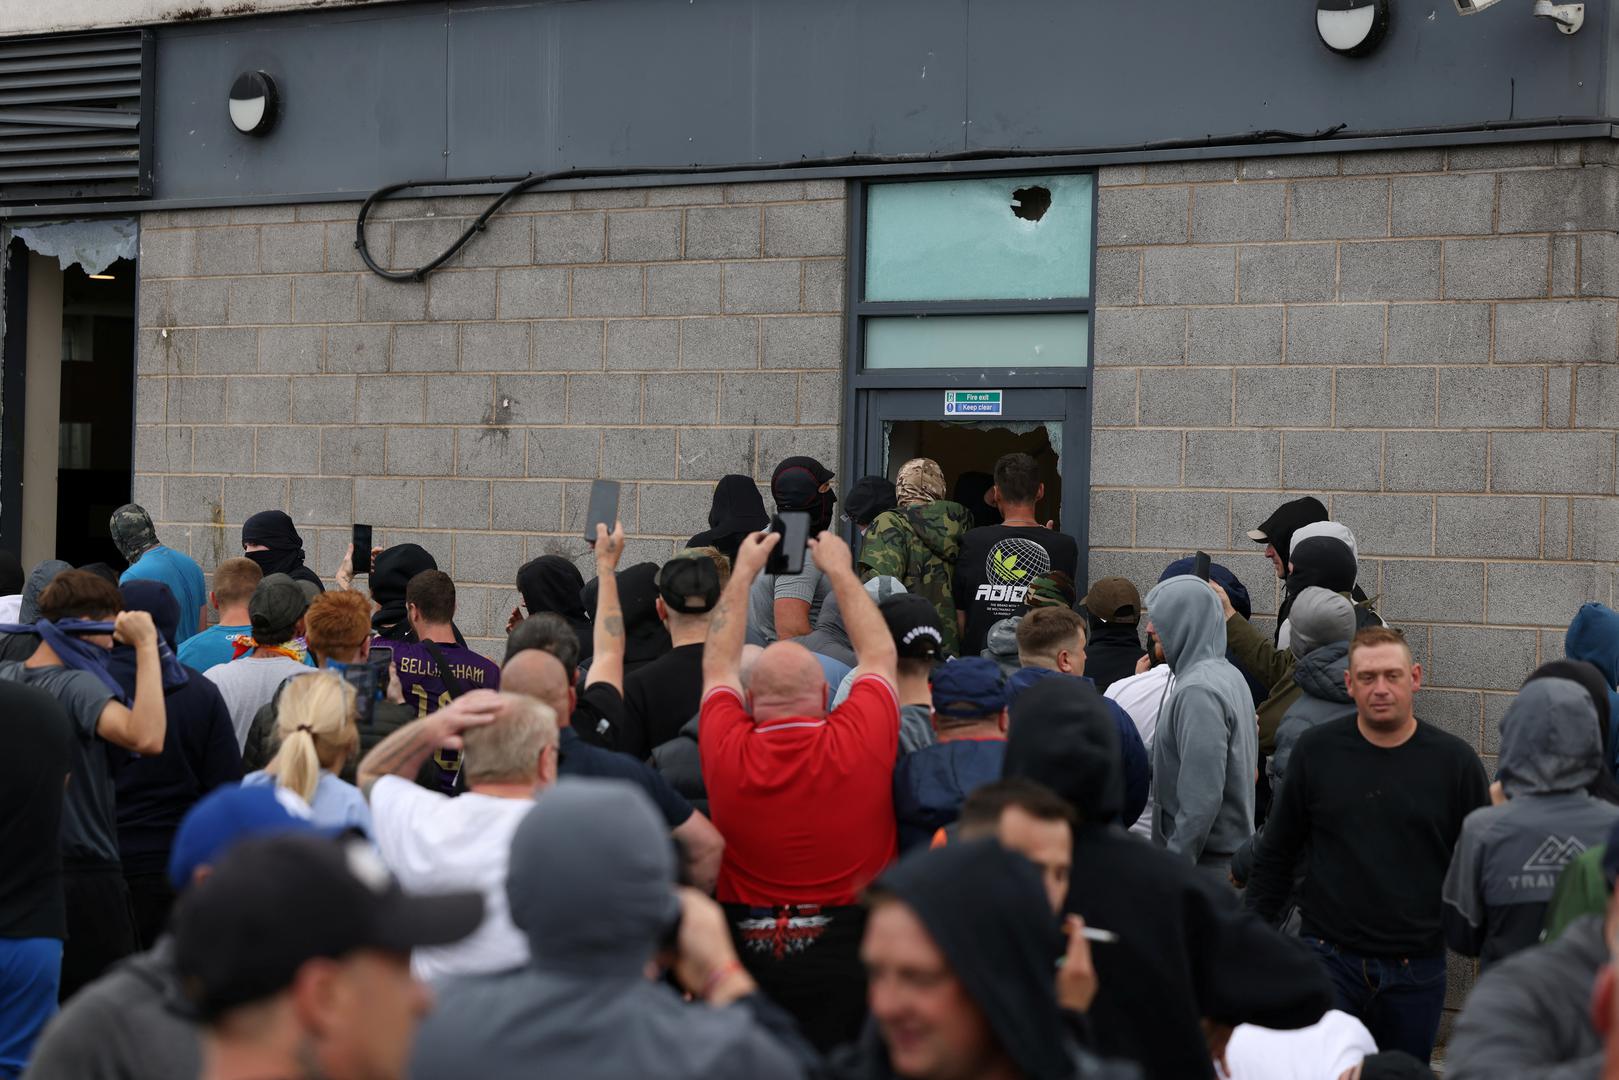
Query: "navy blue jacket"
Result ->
[[892, 739, 1007, 852]]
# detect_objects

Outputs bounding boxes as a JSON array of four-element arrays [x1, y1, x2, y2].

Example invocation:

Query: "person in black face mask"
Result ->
[[745, 457, 838, 644], [241, 511, 324, 593]]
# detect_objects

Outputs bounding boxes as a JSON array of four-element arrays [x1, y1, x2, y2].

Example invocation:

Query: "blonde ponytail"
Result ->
[[267, 672, 360, 804]]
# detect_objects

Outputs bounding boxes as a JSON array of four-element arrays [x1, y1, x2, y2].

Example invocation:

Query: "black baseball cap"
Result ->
[[771, 456, 834, 511], [657, 553, 722, 614], [173, 833, 482, 1021], [880, 593, 943, 660]]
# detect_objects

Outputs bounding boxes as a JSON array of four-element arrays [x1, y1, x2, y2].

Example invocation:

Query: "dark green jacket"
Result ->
[[858, 500, 973, 657]]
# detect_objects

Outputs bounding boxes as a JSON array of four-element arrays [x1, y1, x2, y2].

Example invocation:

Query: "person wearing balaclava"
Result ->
[[1275, 522, 1378, 651], [111, 503, 209, 645], [836, 838, 1137, 1080], [745, 456, 837, 645], [410, 778, 819, 1080], [107, 579, 242, 950], [1001, 677, 1333, 1080], [510, 555, 594, 664], [369, 544, 463, 644], [581, 562, 672, 679], [240, 510, 324, 594], [857, 458, 974, 658], [688, 475, 770, 563]]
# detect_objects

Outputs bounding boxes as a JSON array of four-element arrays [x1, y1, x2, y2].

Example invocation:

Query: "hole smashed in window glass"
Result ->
[[1010, 186, 1052, 222]]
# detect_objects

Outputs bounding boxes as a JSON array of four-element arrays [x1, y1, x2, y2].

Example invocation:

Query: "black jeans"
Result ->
[[724, 902, 868, 1054], [124, 871, 177, 952], [1303, 935, 1447, 1065], [60, 864, 139, 1002]]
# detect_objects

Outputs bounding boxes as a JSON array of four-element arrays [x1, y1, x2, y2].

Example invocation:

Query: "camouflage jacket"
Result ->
[[857, 500, 973, 657]]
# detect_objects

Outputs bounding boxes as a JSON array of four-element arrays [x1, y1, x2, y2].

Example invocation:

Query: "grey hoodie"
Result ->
[[1445, 913, 1605, 1079], [1442, 678, 1619, 967], [1144, 576, 1257, 865], [411, 778, 809, 1080], [24, 937, 198, 1080]]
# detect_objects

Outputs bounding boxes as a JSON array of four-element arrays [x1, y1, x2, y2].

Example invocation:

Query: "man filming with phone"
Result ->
[[700, 524, 901, 1053]]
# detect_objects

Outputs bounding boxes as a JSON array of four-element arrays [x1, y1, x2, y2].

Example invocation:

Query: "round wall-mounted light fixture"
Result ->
[[1317, 0, 1390, 55], [228, 71, 278, 136]]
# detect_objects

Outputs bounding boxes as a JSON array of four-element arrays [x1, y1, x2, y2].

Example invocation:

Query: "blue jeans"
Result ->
[[0, 937, 62, 1080], [1303, 935, 1446, 1065]]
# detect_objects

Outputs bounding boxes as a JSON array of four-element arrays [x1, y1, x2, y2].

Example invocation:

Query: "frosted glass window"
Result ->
[[864, 174, 1093, 301], [864, 314, 1088, 370]]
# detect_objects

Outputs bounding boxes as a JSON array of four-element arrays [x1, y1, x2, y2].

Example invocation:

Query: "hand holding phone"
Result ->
[[583, 480, 621, 545], [1193, 551, 1211, 581], [765, 512, 811, 576], [352, 525, 373, 575]]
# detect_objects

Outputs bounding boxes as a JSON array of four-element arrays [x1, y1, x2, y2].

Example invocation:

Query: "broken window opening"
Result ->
[[1010, 185, 1051, 222]]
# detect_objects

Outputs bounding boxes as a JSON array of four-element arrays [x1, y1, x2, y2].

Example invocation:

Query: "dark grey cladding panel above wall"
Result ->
[[149, 0, 1609, 203]]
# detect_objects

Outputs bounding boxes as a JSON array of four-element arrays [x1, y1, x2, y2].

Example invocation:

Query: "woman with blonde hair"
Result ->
[[241, 670, 373, 836]]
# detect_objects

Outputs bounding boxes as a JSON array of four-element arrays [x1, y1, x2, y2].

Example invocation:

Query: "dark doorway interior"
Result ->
[[56, 258, 134, 568], [883, 420, 1063, 525]]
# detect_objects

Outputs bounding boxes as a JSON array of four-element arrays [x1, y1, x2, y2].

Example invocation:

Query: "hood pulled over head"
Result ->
[[19, 559, 73, 624], [1288, 587, 1357, 659], [1499, 677, 1605, 797], [506, 778, 681, 977], [872, 840, 1074, 1080], [1144, 575, 1227, 673], [1567, 602, 1619, 689], [1003, 675, 1122, 824]]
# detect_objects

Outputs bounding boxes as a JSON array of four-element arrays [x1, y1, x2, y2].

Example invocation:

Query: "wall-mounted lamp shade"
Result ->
[[1317, 0, 1390, 54], [228, 71, 278, 135]]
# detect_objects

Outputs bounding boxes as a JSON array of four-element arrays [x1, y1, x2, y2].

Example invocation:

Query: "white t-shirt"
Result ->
[[204, 655, 314, 749], [1105, 665, 1174, 838], [1217, 1010, 1375, 1080], [370, 775, 534, 982]]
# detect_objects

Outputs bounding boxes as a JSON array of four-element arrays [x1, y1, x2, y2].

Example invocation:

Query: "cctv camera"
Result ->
[[1453, 0, 1504, 11]]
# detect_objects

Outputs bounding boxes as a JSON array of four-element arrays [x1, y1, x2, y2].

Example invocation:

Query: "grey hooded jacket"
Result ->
[[1269, 641, 1357, 789], [1442, 678, 1619, 968], [0, 559, 72, 663], [1445, 913, 1604, 1080], [1143, 576, 1257, 865], [411, 778, 812, 1080]]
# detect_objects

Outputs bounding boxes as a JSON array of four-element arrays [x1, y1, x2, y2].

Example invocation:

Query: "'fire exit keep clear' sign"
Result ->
[[943, 390, 1003, 416]]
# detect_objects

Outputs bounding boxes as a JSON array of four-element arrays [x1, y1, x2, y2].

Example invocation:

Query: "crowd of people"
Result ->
[[2, 452, 1619, 1080]]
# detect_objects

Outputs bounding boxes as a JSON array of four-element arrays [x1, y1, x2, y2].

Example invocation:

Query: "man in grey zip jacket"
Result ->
[[1143, 575, 1257, 873], [1443, 678, 1619, 968], [1446, 909, 1607, 1079]]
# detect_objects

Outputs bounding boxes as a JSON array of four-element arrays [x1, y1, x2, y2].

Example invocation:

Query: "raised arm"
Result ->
[[95, 610, 166, 756], [809, 531, 896, 686], [356, 689, 502, 799], [583, 522, 627, 693], [704, 531, 778, 696]]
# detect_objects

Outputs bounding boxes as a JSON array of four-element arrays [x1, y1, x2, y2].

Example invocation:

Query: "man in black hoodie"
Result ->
[[1245, 496, 1328, 583], [1080, 577, 1145, 695], [837, 838, 1136, 1080], [1002, 678, 1331, 1080]]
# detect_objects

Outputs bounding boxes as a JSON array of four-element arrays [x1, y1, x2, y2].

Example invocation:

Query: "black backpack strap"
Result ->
[[421, 640, 467, 699]]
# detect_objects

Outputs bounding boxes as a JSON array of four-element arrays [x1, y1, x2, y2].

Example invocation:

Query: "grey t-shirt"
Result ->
[[204, 655, 313, 749], [0, 660, 120, 865], [745, 565, 830, 646]]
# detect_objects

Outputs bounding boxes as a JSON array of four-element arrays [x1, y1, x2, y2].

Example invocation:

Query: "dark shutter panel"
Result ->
[[0, 29, 152, 204]]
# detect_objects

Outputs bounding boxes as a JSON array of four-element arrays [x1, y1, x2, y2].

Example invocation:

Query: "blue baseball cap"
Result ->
[[167, 783, 319, 891], [930, 656, 1008, 720]]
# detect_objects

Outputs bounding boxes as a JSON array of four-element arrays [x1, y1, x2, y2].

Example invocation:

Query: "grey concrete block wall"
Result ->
[[135, 181, 846, 658], [1090, 139, 1619, 771]]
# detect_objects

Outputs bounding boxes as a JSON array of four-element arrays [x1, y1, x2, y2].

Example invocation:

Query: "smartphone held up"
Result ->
[[765, 511, 811, 576]]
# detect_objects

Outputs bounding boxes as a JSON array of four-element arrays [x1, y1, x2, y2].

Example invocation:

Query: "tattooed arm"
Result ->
[[356, 688, 503, 799], [584, 522, 627, 694], [703, 530, 778, 698]]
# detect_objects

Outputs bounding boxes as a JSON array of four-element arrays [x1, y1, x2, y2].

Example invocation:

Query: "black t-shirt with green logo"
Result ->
[[951, 525, 1079, 657]]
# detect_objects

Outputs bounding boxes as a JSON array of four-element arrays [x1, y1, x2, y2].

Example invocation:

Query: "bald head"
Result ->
[[501, 649, 573, 725], [748, 641, 828, 722]]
